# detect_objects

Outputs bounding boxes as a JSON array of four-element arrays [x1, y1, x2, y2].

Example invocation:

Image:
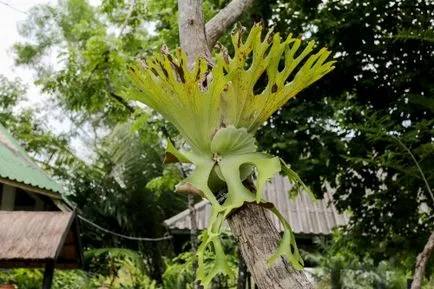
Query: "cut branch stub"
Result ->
[[125, 23, 335, 288]]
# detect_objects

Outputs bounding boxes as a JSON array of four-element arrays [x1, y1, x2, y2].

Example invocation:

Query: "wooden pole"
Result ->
[[42, 260, 55, 289]]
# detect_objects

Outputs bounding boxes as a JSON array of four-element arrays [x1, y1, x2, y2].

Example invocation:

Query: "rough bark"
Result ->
[[205, 0, 256, 49], [177, 1, 313, 288], [411, 231, 434, 289], [178, 0, 212, 65], [228, 204, 313, 289]]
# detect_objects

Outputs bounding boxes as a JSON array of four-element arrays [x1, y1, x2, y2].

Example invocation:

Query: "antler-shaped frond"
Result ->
[[216, 24, 335, 132], [127, 23, 334, 155]]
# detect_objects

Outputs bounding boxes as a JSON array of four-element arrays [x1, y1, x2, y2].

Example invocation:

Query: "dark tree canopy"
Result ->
[[258, 0, 434, 256]]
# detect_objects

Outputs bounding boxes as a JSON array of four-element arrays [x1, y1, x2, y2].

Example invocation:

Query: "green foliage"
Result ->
[[258, 0, 434, 257], [304, 232, 410, 289], [0, 268, 93, 289], [127, 23, 334, 287], [51, 270, 91, 289], [0, 269, 43, 289], [163, 231, 238, 289], [0, 253, 157, 289], [395, 28, 434, 43], [65, 121, 186, 282]]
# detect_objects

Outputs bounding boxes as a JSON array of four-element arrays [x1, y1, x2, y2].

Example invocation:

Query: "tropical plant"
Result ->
[[126, 23, 335, 287], [67, 121, 186, 282], [163, 231, 239, 289], [0, 268, 92, 289], [0, 253, 157, 289], [303, 233, 409, 289]]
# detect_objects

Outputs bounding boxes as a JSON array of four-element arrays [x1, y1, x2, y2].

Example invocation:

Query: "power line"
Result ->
[[77, 214, 173, 242], [61, 196, 173, 242], [0, 0, 27, 14]]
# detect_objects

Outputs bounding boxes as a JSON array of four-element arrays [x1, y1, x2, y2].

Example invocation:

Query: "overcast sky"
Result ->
[[0, 0, 100, 158], [0, 0, 56, 104]]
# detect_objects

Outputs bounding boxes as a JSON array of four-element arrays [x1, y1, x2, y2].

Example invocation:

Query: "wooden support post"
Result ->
[[42, 260, 55, 289]]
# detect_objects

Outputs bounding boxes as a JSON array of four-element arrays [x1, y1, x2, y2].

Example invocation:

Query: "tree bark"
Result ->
[[205, 0, 256, 49], [177, 1, 313, 288], [178, 0, 212, 65], [228, 204, 313, 289], [411, 231, 434, 289]]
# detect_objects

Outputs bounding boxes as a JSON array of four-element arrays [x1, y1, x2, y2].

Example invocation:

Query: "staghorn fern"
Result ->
[[125, 23, 335, 288]]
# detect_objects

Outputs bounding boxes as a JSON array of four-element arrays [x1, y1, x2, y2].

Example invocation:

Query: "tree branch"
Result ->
[[103, 51, 135, 113], [104, 68, 135, 113], [205, 0, 255, 49], [411, 231, 434, 289], [118, 0, 136, 38], [393, 136, 434, 204], [391, 137, 434, 289]]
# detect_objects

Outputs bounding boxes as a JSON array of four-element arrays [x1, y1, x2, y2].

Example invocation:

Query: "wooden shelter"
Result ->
[[0, 123, 82, 289]]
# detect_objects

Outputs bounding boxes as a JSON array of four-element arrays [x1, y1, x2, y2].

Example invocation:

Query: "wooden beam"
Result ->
[[42, 260, 55, 289]]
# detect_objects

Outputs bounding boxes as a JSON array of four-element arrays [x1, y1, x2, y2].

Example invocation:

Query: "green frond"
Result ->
[[127, 23, 334, 155]]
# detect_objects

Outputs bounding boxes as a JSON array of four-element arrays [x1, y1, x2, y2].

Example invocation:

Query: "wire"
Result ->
[[61, 196, 173, 242], [77, 214, 173, 242], [0, 0, 27, 14]]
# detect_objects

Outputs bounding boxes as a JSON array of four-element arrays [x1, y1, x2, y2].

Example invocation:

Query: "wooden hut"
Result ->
[[0, 123, 82, 289]]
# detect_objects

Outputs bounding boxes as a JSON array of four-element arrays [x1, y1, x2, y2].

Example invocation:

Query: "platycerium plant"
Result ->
[[126, 23, 335, 287]]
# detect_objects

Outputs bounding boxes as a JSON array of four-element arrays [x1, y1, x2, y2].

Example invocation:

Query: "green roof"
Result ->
[[0, 123, 62, 196]]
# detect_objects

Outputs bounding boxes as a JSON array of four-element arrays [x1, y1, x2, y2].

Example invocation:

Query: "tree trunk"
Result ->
[[178, 0, 212, 66], [177, 1, 313, 288], [228, 204, 313, 289], [411, 230, 434, 289]]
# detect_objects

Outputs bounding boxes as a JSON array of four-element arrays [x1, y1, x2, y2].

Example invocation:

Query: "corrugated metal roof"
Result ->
[[0, 123, 63, 195], [164, 175, 349, 235]]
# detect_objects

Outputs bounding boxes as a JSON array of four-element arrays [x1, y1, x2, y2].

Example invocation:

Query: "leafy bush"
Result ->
[[163, 231, 239, 289], [0, 249, 157, 289], [301, 231, 434, 289]]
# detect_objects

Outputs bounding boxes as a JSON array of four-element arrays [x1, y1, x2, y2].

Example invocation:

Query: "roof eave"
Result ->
[[0, 177, 62, 200]]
